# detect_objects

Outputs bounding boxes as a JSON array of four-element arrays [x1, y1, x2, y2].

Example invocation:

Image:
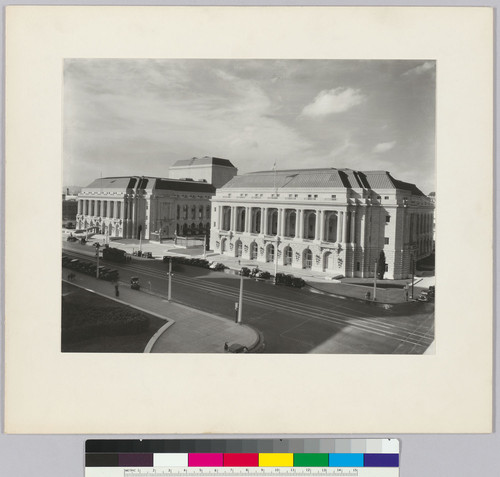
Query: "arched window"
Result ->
[[304, 249, 313, 269], [266, 244, 275, 262], [235, 240, 242, 257], [284, 246, 293, 265], [250, 242, 258, 260]]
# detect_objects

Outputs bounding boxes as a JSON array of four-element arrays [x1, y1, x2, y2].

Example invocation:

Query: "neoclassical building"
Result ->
[[210, 168, 434, 279], [76, 176, 215, 240]]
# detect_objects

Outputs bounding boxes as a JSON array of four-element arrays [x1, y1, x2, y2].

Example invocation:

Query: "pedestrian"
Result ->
[[405, 289, 409, 301], [365, 291, 371, 300], [114, 283, 119, 297], [224, 342, 229, 351]]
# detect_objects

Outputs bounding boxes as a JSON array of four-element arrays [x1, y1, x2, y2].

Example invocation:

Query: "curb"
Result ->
[[144, 320, 176, 353], [304, 282, 418, 308]]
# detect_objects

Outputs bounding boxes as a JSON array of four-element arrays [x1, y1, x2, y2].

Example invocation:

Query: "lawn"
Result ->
[[62, 285, 166, 352]]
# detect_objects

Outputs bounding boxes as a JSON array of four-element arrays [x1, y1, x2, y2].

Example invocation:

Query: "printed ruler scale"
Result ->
[[86, 439, 399, 477]]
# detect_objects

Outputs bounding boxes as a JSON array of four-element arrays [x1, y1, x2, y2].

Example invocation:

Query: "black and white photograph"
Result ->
[[62, 59, 436, 354]]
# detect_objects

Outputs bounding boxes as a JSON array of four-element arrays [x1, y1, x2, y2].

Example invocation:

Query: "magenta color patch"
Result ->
[[189, 453, 224, 467]]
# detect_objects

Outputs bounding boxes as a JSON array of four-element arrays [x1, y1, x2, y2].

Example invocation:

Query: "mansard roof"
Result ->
[[83, 176, 215, 194], [222, 168, 425, 196], [171, 156, 235, 168]]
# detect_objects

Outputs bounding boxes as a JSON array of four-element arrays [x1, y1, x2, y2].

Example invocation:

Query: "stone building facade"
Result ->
[[210, 168, 434, 279], [169, 156, 238, 189], [76, 176, 215, 241]]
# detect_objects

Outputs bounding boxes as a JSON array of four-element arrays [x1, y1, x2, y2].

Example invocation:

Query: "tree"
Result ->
[[377, 250, 386, 279]]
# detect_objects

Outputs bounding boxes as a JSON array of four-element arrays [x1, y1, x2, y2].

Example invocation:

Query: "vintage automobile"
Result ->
[[130, 277, 141, 290]]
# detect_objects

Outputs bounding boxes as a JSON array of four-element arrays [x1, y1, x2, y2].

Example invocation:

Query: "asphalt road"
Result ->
[[62, 243, 434, 354]]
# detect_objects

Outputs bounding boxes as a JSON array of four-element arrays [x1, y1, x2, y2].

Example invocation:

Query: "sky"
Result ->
[[63, 59, 435, 194]]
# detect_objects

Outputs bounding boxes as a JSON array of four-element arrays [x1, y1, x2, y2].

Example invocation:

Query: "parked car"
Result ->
[[224, 342, 248, 353]]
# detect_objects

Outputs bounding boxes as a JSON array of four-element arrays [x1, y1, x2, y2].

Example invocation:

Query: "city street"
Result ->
[[63, 243, 434, 354]]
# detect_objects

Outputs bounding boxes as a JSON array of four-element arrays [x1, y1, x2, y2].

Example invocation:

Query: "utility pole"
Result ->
[[167, 258, 172, 301], [373, 259, 378, 301], [274, 237, 280, 285], [237, 270, 243, 323], [411, 253, 415, 300], [95, 243, 100, 279]]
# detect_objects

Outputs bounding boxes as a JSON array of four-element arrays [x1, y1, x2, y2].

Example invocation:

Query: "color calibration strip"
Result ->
[[87, 452, 398, 468], [86, 439, 399, 477]]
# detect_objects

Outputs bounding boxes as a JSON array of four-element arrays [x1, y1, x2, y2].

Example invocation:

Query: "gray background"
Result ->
[[1, 1, 498, 476]]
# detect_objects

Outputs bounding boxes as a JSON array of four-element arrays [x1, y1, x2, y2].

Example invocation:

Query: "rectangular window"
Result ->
[[331, 195, 336, 200], [384, 237, 390, 245], [386, 215, 391, 223], [356, 262, 360, 271], [384, 196, 389, 200]]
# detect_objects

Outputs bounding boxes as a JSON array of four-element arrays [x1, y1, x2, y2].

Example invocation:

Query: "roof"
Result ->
[[83, 176, 215, 194], [171, 156, 235, 168], [154, 178, 215, 193], [222, 168, 425, 196]]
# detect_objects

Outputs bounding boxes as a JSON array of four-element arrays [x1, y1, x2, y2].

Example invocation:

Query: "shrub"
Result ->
[[274, 272, 305, 288]]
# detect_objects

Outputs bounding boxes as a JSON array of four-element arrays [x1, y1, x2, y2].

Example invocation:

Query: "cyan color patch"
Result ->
[[329, 453, 364, 467]]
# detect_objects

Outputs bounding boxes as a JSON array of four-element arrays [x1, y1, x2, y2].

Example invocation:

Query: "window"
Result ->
[[331, 195, 336, 200], [386, 215, 391, 223], [384, 237, 390, 245], [384, 196, 389, 200], [356, 262, 360, 271]]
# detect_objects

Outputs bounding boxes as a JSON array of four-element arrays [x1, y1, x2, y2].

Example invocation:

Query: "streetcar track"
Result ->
[[62, 249, 433, 346]]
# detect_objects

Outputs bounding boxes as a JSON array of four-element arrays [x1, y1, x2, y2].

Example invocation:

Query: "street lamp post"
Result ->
[[167, 258, 172, 301], [411, 253, 415, 300], [237, 269, 244, 323], [373, 259, 378, 301], [273, 237, 281, 285], [95, 243, 100, 279]]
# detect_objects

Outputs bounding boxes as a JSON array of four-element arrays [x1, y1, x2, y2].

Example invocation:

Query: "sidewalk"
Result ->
[[62, 269, 259, 353]]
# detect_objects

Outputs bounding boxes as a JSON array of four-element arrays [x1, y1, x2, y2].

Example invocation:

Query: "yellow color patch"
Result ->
[[259, 453, 294, 467]]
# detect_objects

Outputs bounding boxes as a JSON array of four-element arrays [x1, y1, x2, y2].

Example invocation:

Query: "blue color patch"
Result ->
[[364, 454, 399, 467], [329, 453, 364, 467]]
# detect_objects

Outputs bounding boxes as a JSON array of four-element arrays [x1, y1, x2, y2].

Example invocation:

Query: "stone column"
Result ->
[[350, 211, 356, 244], [230, 206, 236, 231], [343, 209, 349, 243], [296, 209, 302, 239], [280, 208, 286, 237], [319, 210, 325, 242], [245, 207, 251, 232], [360, 209, 366, 246], [261, 207, 267, 234], [315, 210, 321, 240]]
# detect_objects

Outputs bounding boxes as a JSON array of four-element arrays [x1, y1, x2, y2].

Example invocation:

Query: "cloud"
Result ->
[[372, 141, 396, 153], [301, 87, 365, 117], [403, 61, 435, 76]]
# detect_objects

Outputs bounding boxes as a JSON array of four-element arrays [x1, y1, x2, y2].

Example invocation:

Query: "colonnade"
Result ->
[[78, 198, 124, 220], [217, 204, 360, 244]]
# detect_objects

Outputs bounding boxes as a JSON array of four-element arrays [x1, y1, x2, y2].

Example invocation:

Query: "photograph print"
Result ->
[[62, 59, 435, 355]]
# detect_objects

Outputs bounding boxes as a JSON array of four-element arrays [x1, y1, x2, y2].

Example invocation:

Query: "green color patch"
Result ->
[[293, 454, 329, 467]]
